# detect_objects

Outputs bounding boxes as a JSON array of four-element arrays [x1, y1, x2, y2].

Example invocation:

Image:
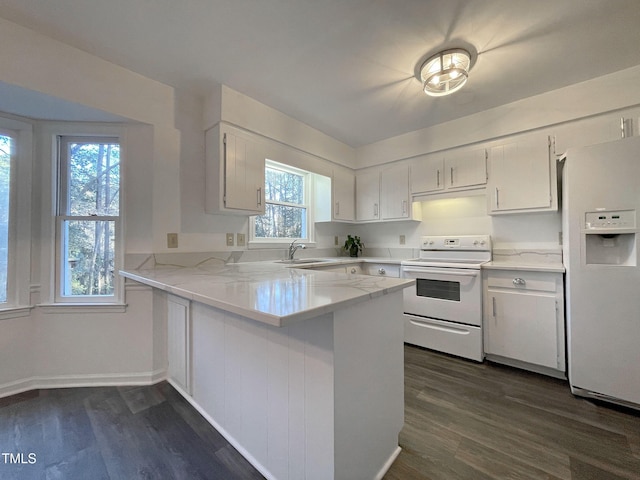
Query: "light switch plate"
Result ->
[[334, 236, 339, 246], [399, 235, 406, 245], [226, 233, 234, 246], [167, 233, 178, 248], [237, 233, 246, 246]]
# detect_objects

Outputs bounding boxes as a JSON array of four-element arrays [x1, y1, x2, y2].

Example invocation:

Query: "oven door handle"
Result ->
[[401, 267, 479, 277]]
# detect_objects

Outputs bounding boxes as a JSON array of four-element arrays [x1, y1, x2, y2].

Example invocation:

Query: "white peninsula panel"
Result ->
[[188, 291, 403, 480], [121, 261, 411, 480]]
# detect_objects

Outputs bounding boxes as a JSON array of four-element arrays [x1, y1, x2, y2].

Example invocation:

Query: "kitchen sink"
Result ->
[[276, 258, 332, 264]]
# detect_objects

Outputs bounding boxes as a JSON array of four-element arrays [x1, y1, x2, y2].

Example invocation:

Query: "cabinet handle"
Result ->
[[402, 200, 407, 215], [450, 166, 454, 185], [374, 203, 378, 217], [513, 278, 526, 286], [335, 201, 340, 216], [495, 188, 500, 209], [257, 187, 262, 207], [437, 169, 440, 187], [492, 296, 496, 317], [378, 268, 386, 275]]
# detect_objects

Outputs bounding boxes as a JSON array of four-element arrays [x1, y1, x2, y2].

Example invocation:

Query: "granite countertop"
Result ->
[[482, 248, 565, 273], [482, 261, 565, 273], [120, 260, 413, 327]]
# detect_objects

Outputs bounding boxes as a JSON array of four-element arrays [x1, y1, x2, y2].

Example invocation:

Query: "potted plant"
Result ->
[[343, 234, 364, 257]]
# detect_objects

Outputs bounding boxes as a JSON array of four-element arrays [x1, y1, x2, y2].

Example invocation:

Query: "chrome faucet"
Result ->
[[288, 239, 306, 260]]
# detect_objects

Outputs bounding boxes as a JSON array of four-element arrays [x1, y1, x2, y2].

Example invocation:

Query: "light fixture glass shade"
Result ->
[[420, 49, 471, 97]]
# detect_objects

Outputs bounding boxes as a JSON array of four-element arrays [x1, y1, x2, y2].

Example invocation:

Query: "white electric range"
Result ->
[[401, 235, 491, 362]]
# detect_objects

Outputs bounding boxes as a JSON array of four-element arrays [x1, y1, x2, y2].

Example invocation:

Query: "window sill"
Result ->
[[37, 303, 128, 314], [0, 306, 33, 321]]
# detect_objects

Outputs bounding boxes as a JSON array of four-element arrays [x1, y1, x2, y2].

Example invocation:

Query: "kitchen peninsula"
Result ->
[[120, 260, 413, 480]]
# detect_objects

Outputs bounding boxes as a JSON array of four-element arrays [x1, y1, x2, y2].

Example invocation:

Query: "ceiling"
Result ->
[[1, 0, 640, 147]]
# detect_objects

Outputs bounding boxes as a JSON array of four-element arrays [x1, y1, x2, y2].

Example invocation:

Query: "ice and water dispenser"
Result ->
[[583, 209, 637, 266]]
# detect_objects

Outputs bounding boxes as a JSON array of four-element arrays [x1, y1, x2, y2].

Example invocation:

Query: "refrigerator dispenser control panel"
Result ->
[[585, 210, 636, 229]]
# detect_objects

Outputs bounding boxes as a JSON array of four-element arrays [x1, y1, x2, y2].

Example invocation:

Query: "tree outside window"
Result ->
[[0, 134, 11, 303], [254, 162, 308, 240], [58, 137, 120, 298]]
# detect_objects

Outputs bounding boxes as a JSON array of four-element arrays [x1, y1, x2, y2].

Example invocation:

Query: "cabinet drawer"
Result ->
[[486, 271, 557, 292], [364, 263, 400, 277]]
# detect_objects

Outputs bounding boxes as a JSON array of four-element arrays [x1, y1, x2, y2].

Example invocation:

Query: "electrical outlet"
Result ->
[[237, 233, 246, 246], [226, 233, 234, 247], [167, 233, 178, 248], [334, 236, 339, 246], [399, 235, 406, 245]]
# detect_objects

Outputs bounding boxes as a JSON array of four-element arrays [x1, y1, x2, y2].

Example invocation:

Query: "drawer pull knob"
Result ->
[[350, 267, 357, 274], [513, 277, 526, 286], [378, 268, 386, 275]]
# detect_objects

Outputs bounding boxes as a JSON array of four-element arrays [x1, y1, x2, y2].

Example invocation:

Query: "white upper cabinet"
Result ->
[[553, 110, 640, 155], [410, 154, 444, 194], [356, 169, 381, 221], [332, 167, 355, 221], [410, 148, 486, 196], [444, 148, 487, 190], [381, 163, 410, 220], [205, 123, 266, 215], [487, 133, 557, 214]]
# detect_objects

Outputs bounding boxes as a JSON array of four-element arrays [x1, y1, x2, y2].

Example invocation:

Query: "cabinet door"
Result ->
[[410, 155, 444, 194], [486, 290, 558, 369], [205, 124, 266, 215], [445, 148, 487, 189], [488, 135, 553, 213], [332, 168, 355, 221], [553, 112, 637, 154], [224, 131, 266, 213], [356, 170, 380, 221], [167, 295, 191, 394], [381, 164, 409, 220]]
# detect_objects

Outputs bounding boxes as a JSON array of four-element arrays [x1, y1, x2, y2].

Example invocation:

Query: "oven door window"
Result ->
[[415, 278, 460, 301]]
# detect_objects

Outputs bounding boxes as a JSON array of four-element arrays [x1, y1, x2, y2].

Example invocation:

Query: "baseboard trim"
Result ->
[[375, 446, 402, 480], [0, 369, 167, 399]]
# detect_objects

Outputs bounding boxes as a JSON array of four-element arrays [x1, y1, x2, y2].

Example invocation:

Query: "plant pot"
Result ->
[[349, 247, 359, 257]]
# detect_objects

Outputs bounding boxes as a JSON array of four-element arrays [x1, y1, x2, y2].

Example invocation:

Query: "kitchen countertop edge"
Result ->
[[482, 262, 565, 273], [120, 265, 414, 327]]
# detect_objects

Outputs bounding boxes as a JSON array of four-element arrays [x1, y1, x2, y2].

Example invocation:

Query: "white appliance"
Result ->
[[562, 136, 640, 409], [401, 235, 491, 362]]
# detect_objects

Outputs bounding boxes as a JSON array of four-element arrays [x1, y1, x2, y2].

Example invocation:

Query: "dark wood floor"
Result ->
[[385, 345, 640, 480], [2, 346, 640, 479], [0, 382, 264, 480]]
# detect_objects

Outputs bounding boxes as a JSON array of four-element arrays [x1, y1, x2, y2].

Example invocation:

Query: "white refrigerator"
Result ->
[[562, 136, 640, 408]]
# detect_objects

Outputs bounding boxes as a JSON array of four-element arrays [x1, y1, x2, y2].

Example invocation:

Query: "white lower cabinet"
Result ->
[[363, 263, 400, 278], [167, 294, 192, 394], [483, 269, 565, 376]]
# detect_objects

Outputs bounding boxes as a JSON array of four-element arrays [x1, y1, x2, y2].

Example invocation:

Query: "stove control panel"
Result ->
[[420, 235, 491, 251]]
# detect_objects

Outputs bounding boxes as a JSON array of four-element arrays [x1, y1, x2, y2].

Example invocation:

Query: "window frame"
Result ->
[[249, 160, 315, 246], [49, 130, 125, 306], [0, 115, 32, 316]]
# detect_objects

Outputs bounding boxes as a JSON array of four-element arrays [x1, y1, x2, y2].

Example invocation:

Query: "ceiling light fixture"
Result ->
[[420, 48, 471, 97]]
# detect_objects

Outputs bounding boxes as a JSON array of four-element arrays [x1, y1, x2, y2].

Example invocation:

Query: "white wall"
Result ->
[[0, 18, 177, 396], [1, 13, 640, 397]]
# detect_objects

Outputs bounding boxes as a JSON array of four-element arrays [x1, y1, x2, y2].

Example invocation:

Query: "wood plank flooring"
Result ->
[[0, 382, 264, 480], [1, 346, 640, 479], [385, 345, 640, 480]]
